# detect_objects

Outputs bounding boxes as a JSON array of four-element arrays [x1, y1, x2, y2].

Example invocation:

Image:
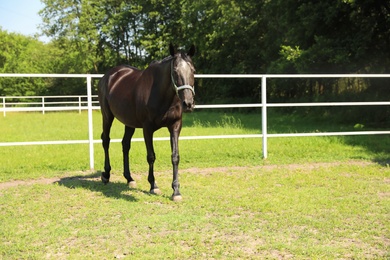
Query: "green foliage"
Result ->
[[0, 28, 88, 95], [1, 1, 389, 125]]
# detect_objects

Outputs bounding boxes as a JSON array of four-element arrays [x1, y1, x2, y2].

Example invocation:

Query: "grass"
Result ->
[[0, 110, 389, 182], [0, 110, 389, 258], [0, 163, 389, 259]]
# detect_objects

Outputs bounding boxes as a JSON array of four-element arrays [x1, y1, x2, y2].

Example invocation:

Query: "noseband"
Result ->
[[171, 60, 195, 96]]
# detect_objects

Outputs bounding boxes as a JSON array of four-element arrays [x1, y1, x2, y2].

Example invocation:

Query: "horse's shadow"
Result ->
[[56, 172, 142, 202]]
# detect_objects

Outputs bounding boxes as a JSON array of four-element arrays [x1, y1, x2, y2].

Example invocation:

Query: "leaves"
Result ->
[[1, 0, 389, 125], [37, 0, 390, 75]]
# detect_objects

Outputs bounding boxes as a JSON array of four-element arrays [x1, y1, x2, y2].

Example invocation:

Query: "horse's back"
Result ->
[[107, 65, 140, 89]]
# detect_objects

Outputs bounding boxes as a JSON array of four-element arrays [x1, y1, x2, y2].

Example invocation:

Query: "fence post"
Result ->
[[87, 75, 95, 170], [2, 97, 5, 117], [261, 76, 268, 159], [78, 96, 82, 114], [42, 97, 45, 114]]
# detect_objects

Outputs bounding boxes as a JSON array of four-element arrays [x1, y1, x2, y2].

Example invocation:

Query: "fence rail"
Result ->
[[1, 73, 390, 170], [1, 95, 100, 115]]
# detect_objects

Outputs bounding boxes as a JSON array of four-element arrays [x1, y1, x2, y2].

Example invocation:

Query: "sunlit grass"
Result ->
[[0, 111, 389, 259], [0, 163, 389, 259], [0, 111, 389, 182]]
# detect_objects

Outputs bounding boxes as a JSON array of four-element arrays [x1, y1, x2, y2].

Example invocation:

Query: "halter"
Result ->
[[171, 60, 195, 96]]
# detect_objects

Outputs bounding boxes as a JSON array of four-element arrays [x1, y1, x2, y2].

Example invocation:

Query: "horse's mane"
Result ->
[[149, 56, 172, 66], [149, 52, 194, 68]]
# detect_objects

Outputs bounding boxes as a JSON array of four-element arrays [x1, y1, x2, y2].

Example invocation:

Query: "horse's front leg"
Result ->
[[143, 126, 161, 195], [169, 121, 183, 201]]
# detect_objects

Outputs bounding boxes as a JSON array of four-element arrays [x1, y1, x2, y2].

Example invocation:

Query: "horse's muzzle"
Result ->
[[183, 100, 195, 112]]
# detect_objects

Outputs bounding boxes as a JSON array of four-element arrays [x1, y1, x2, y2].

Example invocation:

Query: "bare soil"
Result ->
[[0, 160, 375, 190]]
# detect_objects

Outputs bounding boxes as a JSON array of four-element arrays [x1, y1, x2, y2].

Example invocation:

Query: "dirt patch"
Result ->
[[0, 160, 376, 190], [182, 160, 374, 176], [0, 171, 99, 190], [0, 177, 62, 190]]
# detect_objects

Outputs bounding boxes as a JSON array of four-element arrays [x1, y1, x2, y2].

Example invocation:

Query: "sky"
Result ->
[[0, 0, 47, 40]]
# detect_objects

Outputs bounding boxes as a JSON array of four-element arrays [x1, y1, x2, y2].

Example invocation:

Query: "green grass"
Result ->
[[0, 110, 389, 182], [0, 163, 389, 259], [0, 111, 389, 258]]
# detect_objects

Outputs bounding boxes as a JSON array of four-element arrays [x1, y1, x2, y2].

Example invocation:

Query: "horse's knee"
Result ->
[[101, 133, 110, 148], [121, 139, 130, 152], [146, 154, 156, 165], [171, 154, 180, 165]]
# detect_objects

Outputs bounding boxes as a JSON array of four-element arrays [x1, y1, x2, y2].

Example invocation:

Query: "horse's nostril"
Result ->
[[183, 101, 193, 110]]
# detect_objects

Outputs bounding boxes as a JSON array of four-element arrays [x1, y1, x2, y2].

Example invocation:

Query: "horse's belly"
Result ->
[[109, 101, 143, 128]]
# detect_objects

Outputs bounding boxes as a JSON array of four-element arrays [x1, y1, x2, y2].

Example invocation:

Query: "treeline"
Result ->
[[0, 0, 389, 125], [0, 29, 90, 96]]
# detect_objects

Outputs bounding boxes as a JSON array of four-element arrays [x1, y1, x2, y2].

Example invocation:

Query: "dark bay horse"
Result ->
[[97, 44, 196, 201]]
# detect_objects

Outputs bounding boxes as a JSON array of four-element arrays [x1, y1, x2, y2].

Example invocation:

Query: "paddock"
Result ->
[[0, 74, 389, 258], [1, 73, 390, 169], [1, 161, 389, 258]]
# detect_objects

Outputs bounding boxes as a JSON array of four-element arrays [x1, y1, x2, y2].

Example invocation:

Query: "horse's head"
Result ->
[[170, 43, 196, 113]]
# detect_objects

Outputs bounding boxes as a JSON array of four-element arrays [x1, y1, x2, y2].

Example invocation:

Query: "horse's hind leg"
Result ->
[[101, 112, 114, 184], [122, 126, 136, 187]]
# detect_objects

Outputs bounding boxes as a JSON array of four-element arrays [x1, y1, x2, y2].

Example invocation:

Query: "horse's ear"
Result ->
[[169, 43, 175, 56], [188, 44, 196, 57]]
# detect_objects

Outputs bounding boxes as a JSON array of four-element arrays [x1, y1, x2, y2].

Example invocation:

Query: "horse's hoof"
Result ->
[[171, 195, 183, 202], [128, 181, 137, 188], [150, 188, 161, 195], [101, 176, 109, 184]]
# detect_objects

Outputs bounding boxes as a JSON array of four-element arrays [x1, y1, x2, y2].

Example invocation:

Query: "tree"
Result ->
[[0, 29, 52, 95], [263, 0, 390, 74], [40, 0, 104, 73], [0, 28, 91, 96], [36, 0, 390, 113]]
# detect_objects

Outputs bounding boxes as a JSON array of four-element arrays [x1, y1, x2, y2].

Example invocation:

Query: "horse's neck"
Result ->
[[155, 61, 174, 95], [147, 61, 179, 109], [147, 60, 183, 123]]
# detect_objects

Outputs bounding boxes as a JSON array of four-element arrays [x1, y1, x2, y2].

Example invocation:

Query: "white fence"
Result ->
[[1, 73, 390, 170], [1, 95, 101, 116]]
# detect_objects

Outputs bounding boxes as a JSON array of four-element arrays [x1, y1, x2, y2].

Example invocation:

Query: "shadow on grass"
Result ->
[[343, 135, 390, 166], [56, 171, 173, 202], [56, 171, 140, 202]]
